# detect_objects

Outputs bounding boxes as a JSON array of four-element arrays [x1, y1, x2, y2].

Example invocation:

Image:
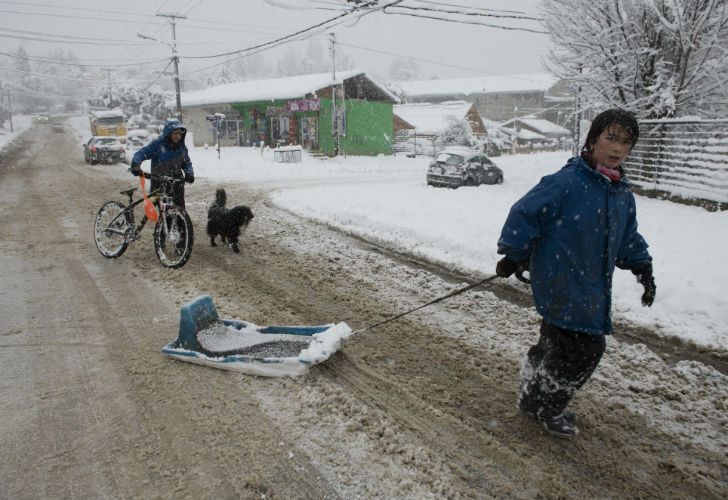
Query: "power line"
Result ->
[[174, 1, 395, 80], [410, 0, 536, 16], [2, 65, 177, 85], [0, 32, 148, 47], [383, 6, 547, 33], [0, 27, 151, 44], [336, 40, 550, 82], [400, 1, 543, 21], [180, 0, 399, 60], [0, 50, 170, 68]]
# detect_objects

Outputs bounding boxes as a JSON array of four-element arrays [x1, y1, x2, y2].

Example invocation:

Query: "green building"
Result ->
[[180, 70, 398, 156]]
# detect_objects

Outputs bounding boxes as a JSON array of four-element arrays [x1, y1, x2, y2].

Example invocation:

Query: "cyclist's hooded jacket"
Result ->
[[497, 155, 651, 335], [131, 120, 193, 179]]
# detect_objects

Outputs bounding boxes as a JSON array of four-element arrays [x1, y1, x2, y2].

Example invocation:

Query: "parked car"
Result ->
[[83, 136, 126, 165], [126, 129, 153, 148], [426, 147, 503, 188], [51, 122, 64, 133]]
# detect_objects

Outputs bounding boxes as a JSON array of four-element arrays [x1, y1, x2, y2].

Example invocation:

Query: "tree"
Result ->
[[542, 0, 728, 118], [388, 56, 419, 81], [439, 116, 479, 147], [205, 57, 240, 87]]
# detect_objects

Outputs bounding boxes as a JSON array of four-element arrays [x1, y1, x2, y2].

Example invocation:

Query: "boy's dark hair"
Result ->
[[581, 108, 639, 152]]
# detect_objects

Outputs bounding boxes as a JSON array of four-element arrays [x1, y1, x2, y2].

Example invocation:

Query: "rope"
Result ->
[[352, 274, 501, 335]]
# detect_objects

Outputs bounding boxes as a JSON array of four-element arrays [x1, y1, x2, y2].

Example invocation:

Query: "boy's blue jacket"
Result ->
[[131, 120, 193, 178], [497, 156, 651, 335]]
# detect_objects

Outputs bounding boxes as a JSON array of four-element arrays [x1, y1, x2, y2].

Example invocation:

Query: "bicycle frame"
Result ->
[[107, 175, 183, 241]]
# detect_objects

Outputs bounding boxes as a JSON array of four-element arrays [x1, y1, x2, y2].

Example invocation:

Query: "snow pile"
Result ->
[[298, 322, 353, 364], [0, 115, 34, 151]]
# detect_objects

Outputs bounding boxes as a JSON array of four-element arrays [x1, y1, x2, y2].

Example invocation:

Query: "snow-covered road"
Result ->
[[4, 121, 724, 498]]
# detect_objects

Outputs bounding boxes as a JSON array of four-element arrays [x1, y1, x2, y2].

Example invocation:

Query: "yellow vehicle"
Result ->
[[90, 109, 127, 139]]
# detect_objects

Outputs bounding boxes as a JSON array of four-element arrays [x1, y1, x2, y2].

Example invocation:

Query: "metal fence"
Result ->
[[393, 130, 439, 156], [623, 119, 728, 210]]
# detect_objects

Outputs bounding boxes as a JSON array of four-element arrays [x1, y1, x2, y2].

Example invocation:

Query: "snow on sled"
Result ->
[[161, 295, 352, 377]]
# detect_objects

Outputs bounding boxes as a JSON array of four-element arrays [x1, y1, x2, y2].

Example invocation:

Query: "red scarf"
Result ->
[[596, 163, 621, 182]]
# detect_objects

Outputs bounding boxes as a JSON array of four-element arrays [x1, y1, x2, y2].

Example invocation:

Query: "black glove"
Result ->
[[496, 257, 520, 278], [185, 172, 195, 184], [632, 262, 656, 307], [130, 165, 142, 177]]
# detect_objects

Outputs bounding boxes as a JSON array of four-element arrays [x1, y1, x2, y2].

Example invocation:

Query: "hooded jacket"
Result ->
[[131, 120, 193, 179], [497, 156, 651, 335]]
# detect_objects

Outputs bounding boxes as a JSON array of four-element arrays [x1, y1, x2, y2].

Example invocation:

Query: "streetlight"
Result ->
[[138, 32, 183, 119]]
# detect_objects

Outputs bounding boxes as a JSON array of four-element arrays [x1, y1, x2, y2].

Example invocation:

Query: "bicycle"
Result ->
[[94, 172, 194, 269]]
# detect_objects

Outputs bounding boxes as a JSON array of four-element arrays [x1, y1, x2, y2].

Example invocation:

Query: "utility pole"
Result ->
[[156, 12, 187, 120], [106, 68, 113, 106], [330, 32, 339, 157], [6, 88, 13, 133]]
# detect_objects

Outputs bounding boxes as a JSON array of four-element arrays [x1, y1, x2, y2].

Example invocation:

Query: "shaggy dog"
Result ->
[[206, 188, 254, 253]]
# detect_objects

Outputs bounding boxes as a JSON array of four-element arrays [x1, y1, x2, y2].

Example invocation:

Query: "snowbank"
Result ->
[[0, 116, 34, 151], [85, 129, 728, 351]]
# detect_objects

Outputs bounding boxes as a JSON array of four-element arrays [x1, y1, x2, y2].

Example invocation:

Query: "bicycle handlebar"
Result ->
[[128, 168, 184, 183]]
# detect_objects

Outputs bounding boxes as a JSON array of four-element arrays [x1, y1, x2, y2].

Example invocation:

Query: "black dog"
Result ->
[[206, 188, 254, 253]]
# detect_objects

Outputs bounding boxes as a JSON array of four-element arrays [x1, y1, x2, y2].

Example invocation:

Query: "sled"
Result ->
[[161, 295, 352, 377]]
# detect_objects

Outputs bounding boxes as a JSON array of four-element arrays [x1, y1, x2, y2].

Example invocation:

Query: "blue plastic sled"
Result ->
[[161, 295, 352, 377]]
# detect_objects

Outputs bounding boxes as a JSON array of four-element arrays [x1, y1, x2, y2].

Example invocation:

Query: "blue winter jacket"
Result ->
[[497, 156, 651, 335], [131, 120, 193, 178]]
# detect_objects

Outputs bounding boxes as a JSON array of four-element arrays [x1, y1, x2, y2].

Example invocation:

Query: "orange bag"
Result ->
[[139, 174, 159, 222]]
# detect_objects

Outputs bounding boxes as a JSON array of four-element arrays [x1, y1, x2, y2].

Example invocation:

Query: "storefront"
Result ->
[[180, 70, 398, 156]]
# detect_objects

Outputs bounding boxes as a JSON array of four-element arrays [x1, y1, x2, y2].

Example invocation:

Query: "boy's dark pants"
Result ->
[[519, 320, 606, 419], [150, 178, 186, 209]]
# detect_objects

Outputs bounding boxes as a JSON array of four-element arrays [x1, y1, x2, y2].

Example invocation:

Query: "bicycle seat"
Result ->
[[120, 188, 136, 197]]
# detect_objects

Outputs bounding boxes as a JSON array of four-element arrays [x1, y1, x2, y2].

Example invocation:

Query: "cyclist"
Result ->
[[130, 119, 194, 208]]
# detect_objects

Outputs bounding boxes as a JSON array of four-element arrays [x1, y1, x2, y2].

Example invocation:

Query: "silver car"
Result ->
[[426, 148, 503, 188]]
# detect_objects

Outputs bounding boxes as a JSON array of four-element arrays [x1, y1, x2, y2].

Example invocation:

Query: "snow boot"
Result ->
[[518, 405, 576, 424], [541, 414, 578, 439]]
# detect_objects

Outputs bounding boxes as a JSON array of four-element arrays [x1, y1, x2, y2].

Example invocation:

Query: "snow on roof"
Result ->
[[393, 101, 476, 134], [180, 69, 396, 107], [396, 73, 558, 98], [501, 117, 570, 136], [91, 108, 124, 118], [500, 127, 547, 141]]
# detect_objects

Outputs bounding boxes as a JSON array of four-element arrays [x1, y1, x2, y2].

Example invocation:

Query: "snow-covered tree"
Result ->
[[384, 81, 408, 103], [542, 0, 728, 118], [205, 57, 240, 87], [275, 47, 304, 77], [87, 82, 172, 121], [388, 57, 419, 82], [438, 116, 480, 147]]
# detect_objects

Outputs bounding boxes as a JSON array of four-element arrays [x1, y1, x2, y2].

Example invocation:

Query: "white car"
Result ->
[[426, 147, 504, 188], [126, 129, 153, 148]]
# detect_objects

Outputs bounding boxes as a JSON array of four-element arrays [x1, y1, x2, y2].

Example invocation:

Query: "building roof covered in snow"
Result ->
[[393, 101, 484, 135], [179, 70, 398, 107], [395, 73, 558, 98], [500, 117, 571, 137], [500, 126, 547, 141]]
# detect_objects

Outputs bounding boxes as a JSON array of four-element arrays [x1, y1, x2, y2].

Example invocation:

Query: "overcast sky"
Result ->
[[0, 0, 550, 83]]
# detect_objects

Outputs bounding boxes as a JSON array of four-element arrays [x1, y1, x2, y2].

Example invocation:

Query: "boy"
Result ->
[[496, 109, 656, 439]]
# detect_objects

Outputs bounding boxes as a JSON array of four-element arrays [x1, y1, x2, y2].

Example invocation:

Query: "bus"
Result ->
[[90, 109, 127, 139]]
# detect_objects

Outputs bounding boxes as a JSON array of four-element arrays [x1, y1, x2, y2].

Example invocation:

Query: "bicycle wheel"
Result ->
[[94, 201, 130, 258], [153, 206, 193, 269]]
